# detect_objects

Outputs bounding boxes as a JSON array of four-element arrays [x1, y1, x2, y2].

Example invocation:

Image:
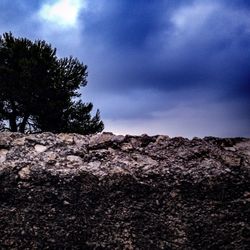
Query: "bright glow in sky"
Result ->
[[39, 0, 85, 28], [171, 3, 217, 30]]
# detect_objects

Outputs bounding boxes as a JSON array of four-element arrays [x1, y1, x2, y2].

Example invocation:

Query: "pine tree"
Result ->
[[0, 32, 104, 134]]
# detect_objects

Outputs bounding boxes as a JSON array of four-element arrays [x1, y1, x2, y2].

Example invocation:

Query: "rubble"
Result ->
[[0, 132, 249, 249]]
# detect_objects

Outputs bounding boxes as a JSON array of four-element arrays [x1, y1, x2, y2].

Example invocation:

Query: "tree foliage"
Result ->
[[0, 32, 104, 134]]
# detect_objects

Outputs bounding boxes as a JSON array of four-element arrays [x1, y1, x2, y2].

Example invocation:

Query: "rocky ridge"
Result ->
[[0, 132, 249, 249]]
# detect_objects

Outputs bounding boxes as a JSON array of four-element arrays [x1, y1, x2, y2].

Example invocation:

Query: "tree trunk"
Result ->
[[19, 114, 29, 133], [9, 100, 18, 132], [9, 113, 17, 132]]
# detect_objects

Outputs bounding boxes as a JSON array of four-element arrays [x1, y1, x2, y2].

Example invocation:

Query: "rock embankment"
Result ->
[[0, 132, 249, 249]]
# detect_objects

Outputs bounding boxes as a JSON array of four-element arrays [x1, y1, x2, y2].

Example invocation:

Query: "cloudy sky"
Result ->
[[0, 0, 249, 137]]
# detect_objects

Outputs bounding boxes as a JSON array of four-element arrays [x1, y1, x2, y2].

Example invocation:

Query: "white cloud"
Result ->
[[169, 1, 250, 42], [38, 0, 86, 29], [171, 2, 218, 32]]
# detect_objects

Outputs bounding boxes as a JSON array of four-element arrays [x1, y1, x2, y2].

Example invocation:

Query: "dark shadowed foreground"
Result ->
[[0, 132, 249, 249]]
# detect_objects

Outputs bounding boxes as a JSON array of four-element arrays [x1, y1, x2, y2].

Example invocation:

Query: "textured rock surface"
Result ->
[[0, 132, 249, 249]]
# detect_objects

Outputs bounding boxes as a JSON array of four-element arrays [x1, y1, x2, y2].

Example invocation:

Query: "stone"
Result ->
[[45, 151, 57, 163], [13, 137, 26, 146], [0, 132, 249, 249], [66, 155, 82, 163], [0, 149, 8, 163], [34, 144, 47, 153], [18, 166, 31, 180], [58, 133, 74, 144]]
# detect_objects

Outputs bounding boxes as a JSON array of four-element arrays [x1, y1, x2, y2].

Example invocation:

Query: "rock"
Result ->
[[0, 149, 8, 163], [13, 137, 26, 146], [18, 166, 31, 180], [121, 143, 133, 151], [66, 155, 83, 163], [0, 134, 11, 149], [34, 144, 47, 153], [58, 133, 75, 145], [0, 132, 249, 249]]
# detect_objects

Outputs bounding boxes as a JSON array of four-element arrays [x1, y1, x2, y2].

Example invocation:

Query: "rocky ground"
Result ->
[[0, 132, 249, 249]]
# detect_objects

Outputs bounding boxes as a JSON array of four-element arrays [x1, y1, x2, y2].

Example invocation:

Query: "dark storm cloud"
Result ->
[[221, 0, 250, 8], [0, 0, 249, 136], [81, 0, 250, 91], [79, 0, 250, 135], [82, 0, 167, 49]]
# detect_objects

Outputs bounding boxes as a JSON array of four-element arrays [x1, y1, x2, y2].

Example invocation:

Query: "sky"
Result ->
[[0, 0, 249, 137]]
